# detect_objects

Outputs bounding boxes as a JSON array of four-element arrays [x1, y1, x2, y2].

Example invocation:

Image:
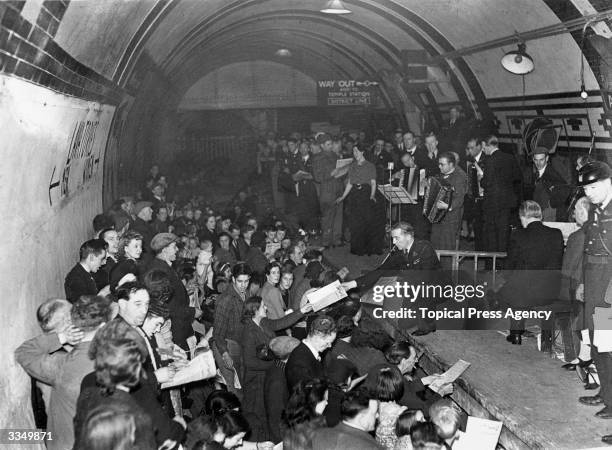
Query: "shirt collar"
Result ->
[[303, 340, 321, 361]]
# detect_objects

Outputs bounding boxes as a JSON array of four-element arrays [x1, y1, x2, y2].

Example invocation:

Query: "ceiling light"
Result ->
[[501, 43, 534, 75], [320, 0, 352, 14], [580, 84, 588, 99], [275, 49, 292, 57]]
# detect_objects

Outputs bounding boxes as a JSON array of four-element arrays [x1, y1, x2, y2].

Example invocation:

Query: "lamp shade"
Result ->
[[321, 0, 352, 14], [501, 43, 534, 75]]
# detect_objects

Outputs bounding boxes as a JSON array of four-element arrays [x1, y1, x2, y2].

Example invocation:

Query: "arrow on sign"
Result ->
[[356, 81, 379, 87]]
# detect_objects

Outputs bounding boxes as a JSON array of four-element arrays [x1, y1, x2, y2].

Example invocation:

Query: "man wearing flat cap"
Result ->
[[145, 233, 201, 350], [264, 336, 300, 443], [132, 201, 154, 257], [574, 162, 612, 444], [528, 147, 569, 221]]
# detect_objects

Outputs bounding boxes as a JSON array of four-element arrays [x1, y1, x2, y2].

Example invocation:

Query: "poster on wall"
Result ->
[[317, 80, 380, 107]]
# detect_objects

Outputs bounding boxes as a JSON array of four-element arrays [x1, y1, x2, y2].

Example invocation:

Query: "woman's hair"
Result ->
[[187, 411, 250, 450], [351, 317, 392, 351], [117, 231, 143, 259], [76, 402, 138, 450], [143, 269, 173, 303], [89, 320, 147, 394], [335, 315, 356, 339], [384, 341, 414, 365], [204, 390, 241, 418], [374, 365, 405, 402], [282, 378, 328, 429], [242, 296, 263, 321], [410, 421, 445, 449], [396, 409, 424, 437], [265, 261, 282, 277], [216, 410, 250, 439]]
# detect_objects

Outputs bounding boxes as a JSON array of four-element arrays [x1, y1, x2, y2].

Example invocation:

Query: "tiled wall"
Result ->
[[0, 1, 123, 104]]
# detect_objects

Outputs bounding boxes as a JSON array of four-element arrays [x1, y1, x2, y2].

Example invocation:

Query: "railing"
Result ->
[[435, 250, 507, 284]]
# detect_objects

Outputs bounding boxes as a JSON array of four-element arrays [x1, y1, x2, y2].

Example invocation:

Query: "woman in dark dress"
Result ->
[[336, 145, 384, 256], [109, 230, 143, 290], [240, 296, 312, 440]]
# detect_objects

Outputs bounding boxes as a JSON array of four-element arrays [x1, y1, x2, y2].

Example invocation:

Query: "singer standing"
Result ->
[[336, 145, 384, 256]]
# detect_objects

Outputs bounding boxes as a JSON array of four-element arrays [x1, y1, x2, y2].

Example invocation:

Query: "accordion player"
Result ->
[[423, 176, 454, 223]]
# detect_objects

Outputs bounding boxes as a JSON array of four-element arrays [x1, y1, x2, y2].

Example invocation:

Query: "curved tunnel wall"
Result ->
[[1, 0, 611, 432]]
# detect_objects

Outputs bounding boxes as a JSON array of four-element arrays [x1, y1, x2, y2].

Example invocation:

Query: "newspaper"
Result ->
[[306, 280, 348, 312], [265, 241, 281, 256], [161, 350, 216, 389], [454, 417, 502, 450], [429, 359, 470, 394]]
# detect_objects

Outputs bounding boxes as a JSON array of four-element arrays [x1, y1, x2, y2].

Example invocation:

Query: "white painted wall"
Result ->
[[0, 76, 114, 438]]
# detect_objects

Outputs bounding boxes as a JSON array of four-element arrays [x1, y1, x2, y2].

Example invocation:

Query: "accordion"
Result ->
[[423, 176, 453, 223]]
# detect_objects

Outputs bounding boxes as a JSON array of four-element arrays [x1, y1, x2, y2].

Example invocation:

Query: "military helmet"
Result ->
[[578, 161, 612, 186]]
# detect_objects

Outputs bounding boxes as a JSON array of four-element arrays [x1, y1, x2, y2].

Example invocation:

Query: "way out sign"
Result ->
[[317, 80, 380, 106]]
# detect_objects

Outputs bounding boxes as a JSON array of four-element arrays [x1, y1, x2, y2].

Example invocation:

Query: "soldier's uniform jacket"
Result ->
[[584, 200, 612, 259]]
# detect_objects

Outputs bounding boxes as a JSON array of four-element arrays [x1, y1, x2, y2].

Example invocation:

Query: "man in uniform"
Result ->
[[574, 162, 612, 446], [343, 222, 441, 335]]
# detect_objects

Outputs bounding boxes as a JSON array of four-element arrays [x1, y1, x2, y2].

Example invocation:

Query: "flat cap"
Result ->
[[150, 233, 178, 252], [134, 201, 153, 216]]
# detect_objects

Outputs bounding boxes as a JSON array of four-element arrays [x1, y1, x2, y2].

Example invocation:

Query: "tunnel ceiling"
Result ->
[[47, 0, 611, 117]]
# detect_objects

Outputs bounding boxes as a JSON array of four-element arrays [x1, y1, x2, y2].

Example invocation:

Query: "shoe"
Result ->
[[561, 362, 577, 371], [579, 395, 603, 406], [578, 359, 593, 368], [506, 334, 522, 345], [602, 435, 612, 445], [596, 407, 612, 419], [586, 382, 601, 390], [412, 329, 435, 337]]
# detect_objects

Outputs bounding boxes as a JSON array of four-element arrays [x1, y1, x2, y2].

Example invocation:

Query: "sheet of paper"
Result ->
[[265, 242, 281, 256], [360, 276, 398, 305], [335, 158, 353, 169], [429, 359, 470, 394], [306, 280, 347, 312], [186, 335, 198, 360], [273, 443, 283, 450], [161, 350, 216, 389], [453, 417, 502, 450], [593, 307, 612, 352]]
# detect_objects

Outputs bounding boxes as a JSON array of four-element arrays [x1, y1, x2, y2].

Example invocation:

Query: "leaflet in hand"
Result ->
[[429, 359, 470, 394], [161, 350, 216, 389], [453, 416, 502, 450], [306, 280, 347, 312]]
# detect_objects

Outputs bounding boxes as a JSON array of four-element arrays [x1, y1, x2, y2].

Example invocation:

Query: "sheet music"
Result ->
[[429, 359, 470, 394], [306, 280, 348, 311], [454, 417, 502, 450], [378, 185, 416, 204], [335, 158, 353, 169]]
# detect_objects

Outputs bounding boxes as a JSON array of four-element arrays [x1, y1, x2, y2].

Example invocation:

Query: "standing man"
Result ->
[[213, 262, 252, 398], [528, 147, 568, 221], [441, 106, 469, 154], [146, 233, 200, 350], [92, 228, 120, 291], [313, 133, 344, 249], [480, 135, 522, 256], [574, 163, 612, 446], [424, 132, 442, 176], [430, 153, 468, 250], [402, 131, 434, 176], [64, 239, 108, 303], [367, 137, 394, 184], [463, 138, 486, 250]]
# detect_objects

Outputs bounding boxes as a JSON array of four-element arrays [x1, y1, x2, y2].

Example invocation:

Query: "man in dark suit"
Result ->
[[463, 137, 486, 250], [480, 135, 522, 255], [92, 228, 119, 291], [441, 106, 469, 154], [527, 147, 569, 221], [403, 131, 436, 177], [64, 239, 107, 303], [286, 315, 337, 391], [145, 233, 200, 350], [312, 388, 382, 450], [496, 201, 564, 344], [344, 222, 441, 335], [265, 336, 301, 443]]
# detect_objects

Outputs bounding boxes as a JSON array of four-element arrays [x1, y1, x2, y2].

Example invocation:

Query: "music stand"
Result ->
[[378, 184, 416, 250]]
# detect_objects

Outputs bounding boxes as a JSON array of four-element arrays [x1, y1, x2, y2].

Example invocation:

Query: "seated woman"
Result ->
[[240, 296, 312, 439], [189, 410, 251, 450], [109, 231, 143, 291], [281, 378, 329, 449], [74, 402, 153, 450], [373, 366, 408, 449], [75, 319, 186, 449]]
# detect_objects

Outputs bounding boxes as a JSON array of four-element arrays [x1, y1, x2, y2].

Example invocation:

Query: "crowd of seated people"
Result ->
[[15, 156, 471, 450], [16, 121, 606, 449]]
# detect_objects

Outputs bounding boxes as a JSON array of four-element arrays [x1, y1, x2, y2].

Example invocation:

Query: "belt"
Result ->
[[586, 255, 612, 264], [354, 183, 368, 189]]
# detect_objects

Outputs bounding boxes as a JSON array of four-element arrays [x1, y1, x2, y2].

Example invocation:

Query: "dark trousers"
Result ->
[[483, 207, 511, 253], [348, 188, 383, 255], [320, 198, 343, 246], [473, 199, 485, 251], [592, 341, 612, 407]]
